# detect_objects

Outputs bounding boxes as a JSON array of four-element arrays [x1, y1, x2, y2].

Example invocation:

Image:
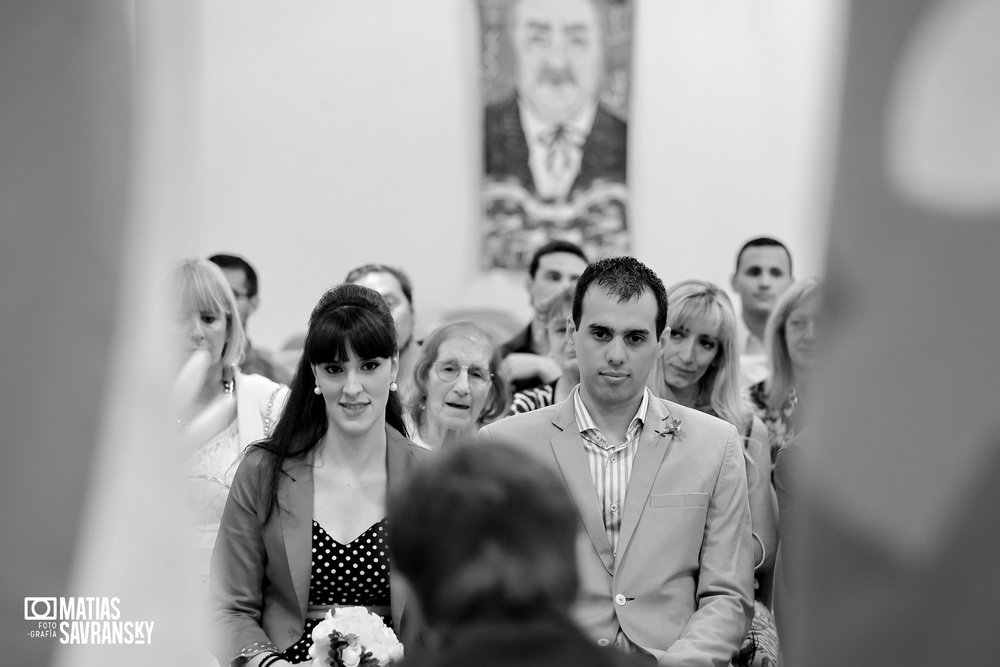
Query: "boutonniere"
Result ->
[[655, 416, 683, 440]]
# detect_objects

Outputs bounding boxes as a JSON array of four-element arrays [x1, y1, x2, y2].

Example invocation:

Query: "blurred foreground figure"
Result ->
[[389, 444, 648, 667]]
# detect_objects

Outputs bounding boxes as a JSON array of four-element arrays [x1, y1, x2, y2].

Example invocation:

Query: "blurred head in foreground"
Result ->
[[388, 444, 579, 630]]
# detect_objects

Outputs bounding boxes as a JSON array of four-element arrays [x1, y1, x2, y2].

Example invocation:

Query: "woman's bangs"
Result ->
[[671, 297, 725, 340], [306, 306, 395, 364], [178, 272, 228, 317]]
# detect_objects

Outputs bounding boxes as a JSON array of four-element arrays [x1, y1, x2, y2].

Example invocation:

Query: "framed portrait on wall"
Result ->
[[478, 0, 633, 271]]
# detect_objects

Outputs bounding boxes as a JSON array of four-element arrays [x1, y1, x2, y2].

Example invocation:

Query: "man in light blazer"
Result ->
[[478, 256, 754, 666]]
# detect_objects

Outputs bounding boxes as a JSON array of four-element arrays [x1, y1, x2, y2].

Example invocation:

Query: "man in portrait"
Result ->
[[484, 0, 627, 204]]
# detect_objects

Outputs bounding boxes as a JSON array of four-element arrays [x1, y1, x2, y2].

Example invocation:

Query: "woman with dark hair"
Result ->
[[407, 321, 509, 451], [210, 284, 427, 667], [345, 262, 421, 401]]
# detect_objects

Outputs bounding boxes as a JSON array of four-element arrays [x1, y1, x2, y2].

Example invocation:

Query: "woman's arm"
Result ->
[[209, 452, 278, 666], [746, 416, 779, 578]]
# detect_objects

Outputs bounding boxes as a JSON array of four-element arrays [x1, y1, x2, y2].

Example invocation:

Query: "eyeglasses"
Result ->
[[433, 361, 492, 387]]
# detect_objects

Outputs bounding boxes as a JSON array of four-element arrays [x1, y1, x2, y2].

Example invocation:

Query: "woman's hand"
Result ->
[[172, 349, 235, 449], [172, 349, 213, 411]]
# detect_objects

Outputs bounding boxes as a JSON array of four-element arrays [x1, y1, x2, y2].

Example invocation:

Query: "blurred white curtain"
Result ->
[[2, 1, 204, 665]]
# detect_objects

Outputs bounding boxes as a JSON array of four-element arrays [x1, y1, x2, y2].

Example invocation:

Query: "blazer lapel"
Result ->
[[549, 401, 615, 574], [615, 398, 677, 572], [278, 455, 314, 621]]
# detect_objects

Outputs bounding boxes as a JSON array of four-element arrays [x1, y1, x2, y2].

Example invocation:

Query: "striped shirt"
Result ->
[[508, 380, 557, 415], [572, 386, 650, 554]]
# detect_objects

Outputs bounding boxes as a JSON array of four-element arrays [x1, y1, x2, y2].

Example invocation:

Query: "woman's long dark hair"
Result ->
[[255, 283, 408, 521]]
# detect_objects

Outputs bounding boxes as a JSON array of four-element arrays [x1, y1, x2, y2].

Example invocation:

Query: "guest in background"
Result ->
[[501, 240, 589, 393], [750, 277, 823, 461], [346, 263, 421, 401], [647, 279, 779, 665], [409, 322, 508, 452], [171, 259, 289, 568], [209, 253, 293, 385], [730, 237, 794, 391], [210, 284, 427, 667], [509, 286, 579, 414], [389, 444, 649, 667]]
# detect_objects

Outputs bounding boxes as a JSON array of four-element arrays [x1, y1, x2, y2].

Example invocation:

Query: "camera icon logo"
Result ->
[[24, 598, 58, 621]]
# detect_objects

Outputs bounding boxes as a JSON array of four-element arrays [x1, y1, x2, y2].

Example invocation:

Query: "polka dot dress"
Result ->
[[279, 518, 391, 664]]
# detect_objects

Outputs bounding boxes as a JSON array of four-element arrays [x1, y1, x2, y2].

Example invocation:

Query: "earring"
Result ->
[[313, 385, 322, 395], [389, 382, 398, 392]]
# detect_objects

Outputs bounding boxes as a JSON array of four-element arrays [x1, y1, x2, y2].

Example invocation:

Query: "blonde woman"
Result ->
[[748, 277, 823, 458], [648, 279, 779, 665], [171, 259, 288, 564]]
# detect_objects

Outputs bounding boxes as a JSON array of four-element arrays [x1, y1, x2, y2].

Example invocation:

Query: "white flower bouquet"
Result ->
[[307, 607, 404, 667]]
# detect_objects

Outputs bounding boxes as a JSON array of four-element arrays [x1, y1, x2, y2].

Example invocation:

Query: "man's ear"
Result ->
[[729, 273, 739, 292], [656, 327, 669, 359], [248, 295, 260, 317], [566, 315, 577, 348]]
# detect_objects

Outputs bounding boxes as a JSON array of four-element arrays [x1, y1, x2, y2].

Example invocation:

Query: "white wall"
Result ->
[[181, 0, 845, 352]]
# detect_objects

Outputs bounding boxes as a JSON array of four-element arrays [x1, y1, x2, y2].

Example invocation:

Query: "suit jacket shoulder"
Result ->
[[576, 104, 627, 189], [484, 95, 532, 188]]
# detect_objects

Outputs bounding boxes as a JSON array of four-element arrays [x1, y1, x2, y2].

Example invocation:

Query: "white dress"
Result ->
[[186, 371, 290, 577]]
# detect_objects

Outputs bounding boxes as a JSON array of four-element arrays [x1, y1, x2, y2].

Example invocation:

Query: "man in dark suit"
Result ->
[[501, 239, 589, 393], [479, 257, 754, 665], [485, 0, 627, 203], [209, 253, 292, 385]]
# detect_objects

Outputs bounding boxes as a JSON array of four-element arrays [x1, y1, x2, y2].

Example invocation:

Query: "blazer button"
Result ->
[[615, 594, 627, 606], [597, 638, 610, 647]]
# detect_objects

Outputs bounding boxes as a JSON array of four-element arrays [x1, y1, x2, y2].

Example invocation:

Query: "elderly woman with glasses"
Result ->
[[407, 321, 509, 451]]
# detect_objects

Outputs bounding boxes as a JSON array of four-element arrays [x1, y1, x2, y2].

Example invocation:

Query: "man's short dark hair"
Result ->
[[208, 253, 258, 297], [388, 444, 579, 627], [572, 256, 668, 337], [344, 263, 414, 307], [528, 240, 589, 278], [734, 236, 793, 275]]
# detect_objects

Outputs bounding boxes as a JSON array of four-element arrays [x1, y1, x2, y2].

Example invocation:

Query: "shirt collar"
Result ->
[[572, 385, 651, 436], [519, 99, 598, 144], [735, 314, 765, 355]]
